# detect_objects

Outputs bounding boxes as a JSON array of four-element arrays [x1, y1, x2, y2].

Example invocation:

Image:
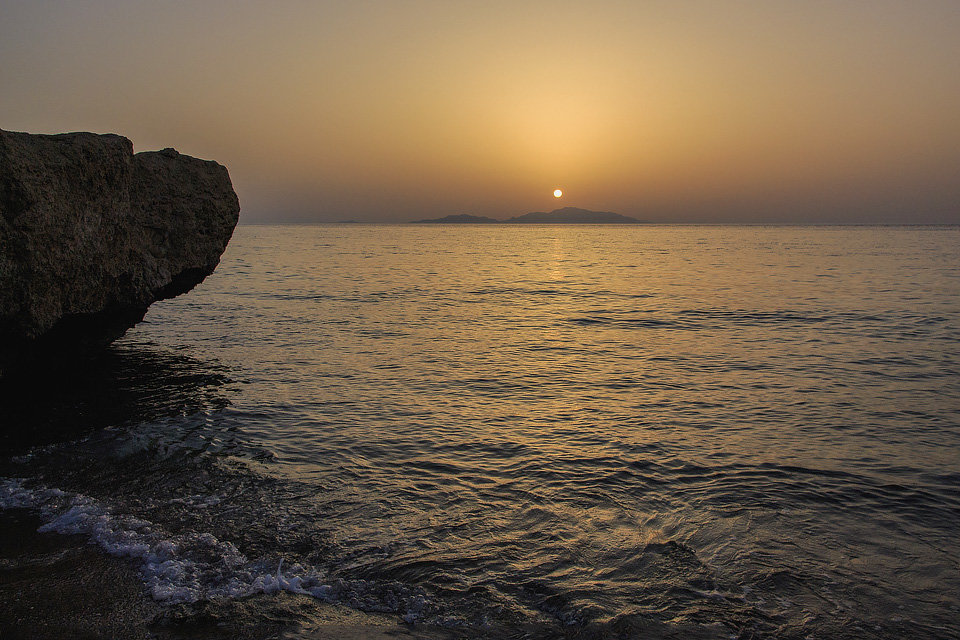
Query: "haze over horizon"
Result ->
[[2, 0, 958, 223]]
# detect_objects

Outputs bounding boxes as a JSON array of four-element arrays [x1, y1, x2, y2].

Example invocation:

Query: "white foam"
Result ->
[[0, 478, 428, 617]]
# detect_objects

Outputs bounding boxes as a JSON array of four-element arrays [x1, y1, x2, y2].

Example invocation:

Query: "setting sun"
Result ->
[[553, 189, 563, 198]]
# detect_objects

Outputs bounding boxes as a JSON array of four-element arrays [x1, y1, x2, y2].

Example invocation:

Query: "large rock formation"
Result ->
[[0, 130, 240, 374]]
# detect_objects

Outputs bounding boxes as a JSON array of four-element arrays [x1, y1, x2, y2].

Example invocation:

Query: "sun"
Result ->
[[553, 189, 563, 198]]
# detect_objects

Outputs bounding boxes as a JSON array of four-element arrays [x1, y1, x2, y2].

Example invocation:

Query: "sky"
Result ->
[[1, 0, 959, 223]]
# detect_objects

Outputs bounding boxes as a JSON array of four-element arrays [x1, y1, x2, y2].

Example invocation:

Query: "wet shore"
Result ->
[[0, 510, 462, 640]]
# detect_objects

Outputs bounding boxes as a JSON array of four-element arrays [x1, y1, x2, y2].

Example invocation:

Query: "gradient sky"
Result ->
[[2, 1, 958, 223]]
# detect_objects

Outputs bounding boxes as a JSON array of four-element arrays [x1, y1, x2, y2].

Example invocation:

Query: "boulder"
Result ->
[[0, 130, 240, 374]]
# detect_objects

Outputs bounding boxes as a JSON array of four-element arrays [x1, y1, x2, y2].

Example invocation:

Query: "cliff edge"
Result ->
[[0, 130, 240, 374]]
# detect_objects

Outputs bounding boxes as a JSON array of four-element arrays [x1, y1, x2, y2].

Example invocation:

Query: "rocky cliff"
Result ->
[[0, 130, 240, 374]]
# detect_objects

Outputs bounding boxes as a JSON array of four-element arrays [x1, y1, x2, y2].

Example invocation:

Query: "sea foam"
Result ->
[[0, 478, 430, 618]]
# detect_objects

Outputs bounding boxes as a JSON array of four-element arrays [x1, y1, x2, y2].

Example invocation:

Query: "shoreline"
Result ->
[[0, 509, 159, 639], [0, 510, 463, 640]]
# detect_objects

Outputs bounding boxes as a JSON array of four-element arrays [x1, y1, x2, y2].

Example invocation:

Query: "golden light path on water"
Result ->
[[110, 224, 960, 635]]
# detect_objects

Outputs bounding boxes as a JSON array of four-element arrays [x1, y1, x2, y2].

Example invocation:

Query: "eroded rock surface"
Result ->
[[0, 130, 240, 374]]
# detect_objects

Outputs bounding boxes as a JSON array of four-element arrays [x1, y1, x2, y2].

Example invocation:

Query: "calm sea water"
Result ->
[[3, 224, 959, 638]]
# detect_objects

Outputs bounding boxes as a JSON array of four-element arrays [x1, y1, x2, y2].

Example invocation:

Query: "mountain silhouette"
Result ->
[[505, 207, 644, 224], [413, 214, 499, 223], [412, 207, 645, 224]]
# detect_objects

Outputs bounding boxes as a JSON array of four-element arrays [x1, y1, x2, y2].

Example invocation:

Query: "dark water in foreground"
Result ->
[[2, 225, 959, 638]]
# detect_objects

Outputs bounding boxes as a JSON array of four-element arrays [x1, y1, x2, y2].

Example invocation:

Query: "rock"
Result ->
[[0, 130, 240, 375]]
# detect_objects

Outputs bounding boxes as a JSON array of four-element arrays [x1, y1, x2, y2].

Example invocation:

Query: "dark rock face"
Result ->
[[0, 130, 240, 374]]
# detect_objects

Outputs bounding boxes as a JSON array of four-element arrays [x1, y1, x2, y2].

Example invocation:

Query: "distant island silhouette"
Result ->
[[414, 213, 499, 224], [413, 207, 645, 224], [506, 207, 645, 224]]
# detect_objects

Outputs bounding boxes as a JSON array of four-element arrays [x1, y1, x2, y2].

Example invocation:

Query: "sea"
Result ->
[[2, 224, 959, 638]]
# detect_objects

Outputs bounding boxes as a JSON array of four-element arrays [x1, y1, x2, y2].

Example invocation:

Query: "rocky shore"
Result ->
[[0, 510, 460, 640]]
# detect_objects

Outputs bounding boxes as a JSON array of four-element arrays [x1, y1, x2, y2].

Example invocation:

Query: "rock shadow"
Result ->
[[0, 341, 233, 452]]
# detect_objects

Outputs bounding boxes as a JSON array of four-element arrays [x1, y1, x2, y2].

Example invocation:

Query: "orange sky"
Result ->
[[2, 1, 958, 222]]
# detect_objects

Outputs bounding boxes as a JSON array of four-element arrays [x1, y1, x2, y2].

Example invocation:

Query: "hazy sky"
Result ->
[[2, 1, 958, 222]]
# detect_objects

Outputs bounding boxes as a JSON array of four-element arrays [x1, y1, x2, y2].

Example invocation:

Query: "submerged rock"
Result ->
[[0, 130, 240, 374]]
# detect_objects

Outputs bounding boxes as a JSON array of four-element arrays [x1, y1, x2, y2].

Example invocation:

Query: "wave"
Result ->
[[565, 307, 958, 335], [0, 478, 434, 621]]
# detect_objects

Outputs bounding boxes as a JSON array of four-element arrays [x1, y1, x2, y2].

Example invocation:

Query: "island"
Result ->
[[411, 207, 646, 224], [505, 207, 644, 224], [413, 214, 499, 223]]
